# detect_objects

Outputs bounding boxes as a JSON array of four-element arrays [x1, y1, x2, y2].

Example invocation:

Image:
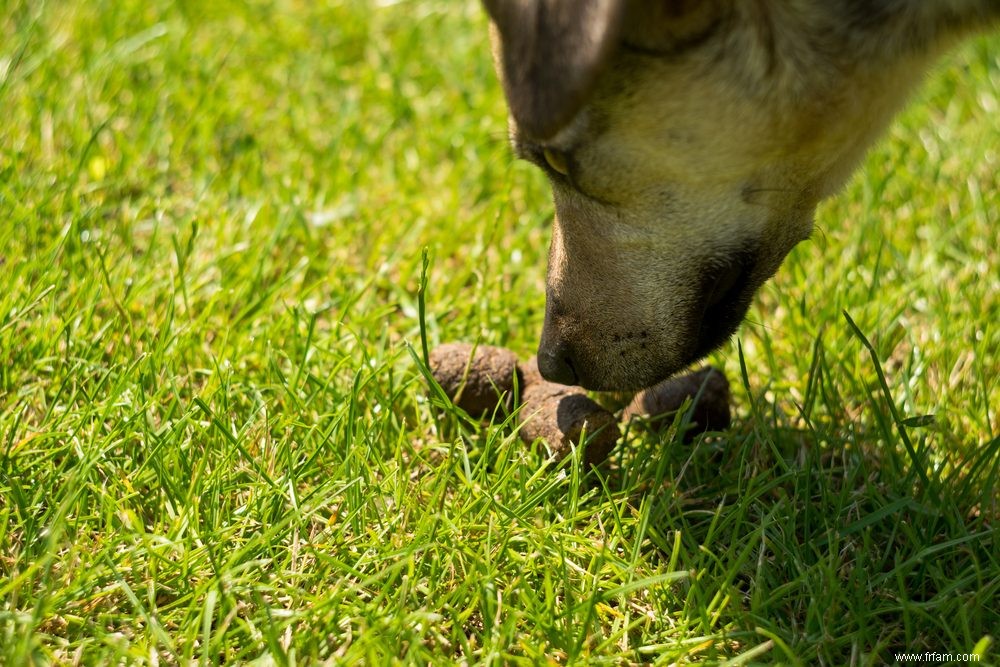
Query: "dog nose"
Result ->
[[537, 339, 580, 386]]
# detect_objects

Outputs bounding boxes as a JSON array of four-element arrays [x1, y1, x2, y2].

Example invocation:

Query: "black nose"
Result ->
[[537, 340, 580, 386]]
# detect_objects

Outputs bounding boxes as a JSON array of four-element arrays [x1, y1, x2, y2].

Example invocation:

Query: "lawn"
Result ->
[[1, 1, 997, 664]]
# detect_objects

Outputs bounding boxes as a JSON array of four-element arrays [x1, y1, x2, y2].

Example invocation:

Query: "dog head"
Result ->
[[485, 0, 936, 390]]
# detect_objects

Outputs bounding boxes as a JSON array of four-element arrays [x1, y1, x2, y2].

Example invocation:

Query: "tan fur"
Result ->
[[486, 0, 999, 390]]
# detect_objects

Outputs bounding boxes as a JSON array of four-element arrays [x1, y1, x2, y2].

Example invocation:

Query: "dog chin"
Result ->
[[580, 303, 753, 392], [583, 349, 706, 392], [578, 352, 692, 392]]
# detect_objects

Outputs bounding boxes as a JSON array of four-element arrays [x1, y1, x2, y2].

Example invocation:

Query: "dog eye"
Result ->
[[542, 147, 570, 176]]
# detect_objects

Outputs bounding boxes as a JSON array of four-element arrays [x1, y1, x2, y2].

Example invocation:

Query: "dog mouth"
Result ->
[[691, 251, 758, 359], [585, 251, 759, 392], [539, 249, 762, 392]]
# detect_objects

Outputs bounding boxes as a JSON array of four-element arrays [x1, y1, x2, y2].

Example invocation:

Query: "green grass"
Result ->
[[1, 1, 997, 664]]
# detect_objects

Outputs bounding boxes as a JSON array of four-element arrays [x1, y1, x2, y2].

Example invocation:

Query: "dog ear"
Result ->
[[484, 0, 625, 140]]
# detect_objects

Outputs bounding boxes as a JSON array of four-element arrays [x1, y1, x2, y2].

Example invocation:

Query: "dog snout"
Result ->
[[537, 334, 581, 386], [538, 291, 586, 386]]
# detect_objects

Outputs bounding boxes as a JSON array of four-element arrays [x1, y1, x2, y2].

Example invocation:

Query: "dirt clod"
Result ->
[[516, 358, 619, 466], [622, 366, 731, 441], [429, 343, 521, 416]]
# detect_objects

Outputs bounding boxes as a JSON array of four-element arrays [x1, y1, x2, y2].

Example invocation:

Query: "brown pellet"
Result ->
[[622, 366, 731, 441], [516, 358, 619, 466], [429, 343, 521, 416]]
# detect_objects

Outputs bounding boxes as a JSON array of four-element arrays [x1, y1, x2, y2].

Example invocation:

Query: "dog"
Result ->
[[482, 0, 998, 391]]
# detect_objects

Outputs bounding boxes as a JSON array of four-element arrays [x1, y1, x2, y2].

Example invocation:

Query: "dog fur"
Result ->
[[483, 0, 999, 391]]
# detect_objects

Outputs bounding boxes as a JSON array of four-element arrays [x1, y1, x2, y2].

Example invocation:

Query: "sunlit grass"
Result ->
[[1, 1, 997, 663]]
